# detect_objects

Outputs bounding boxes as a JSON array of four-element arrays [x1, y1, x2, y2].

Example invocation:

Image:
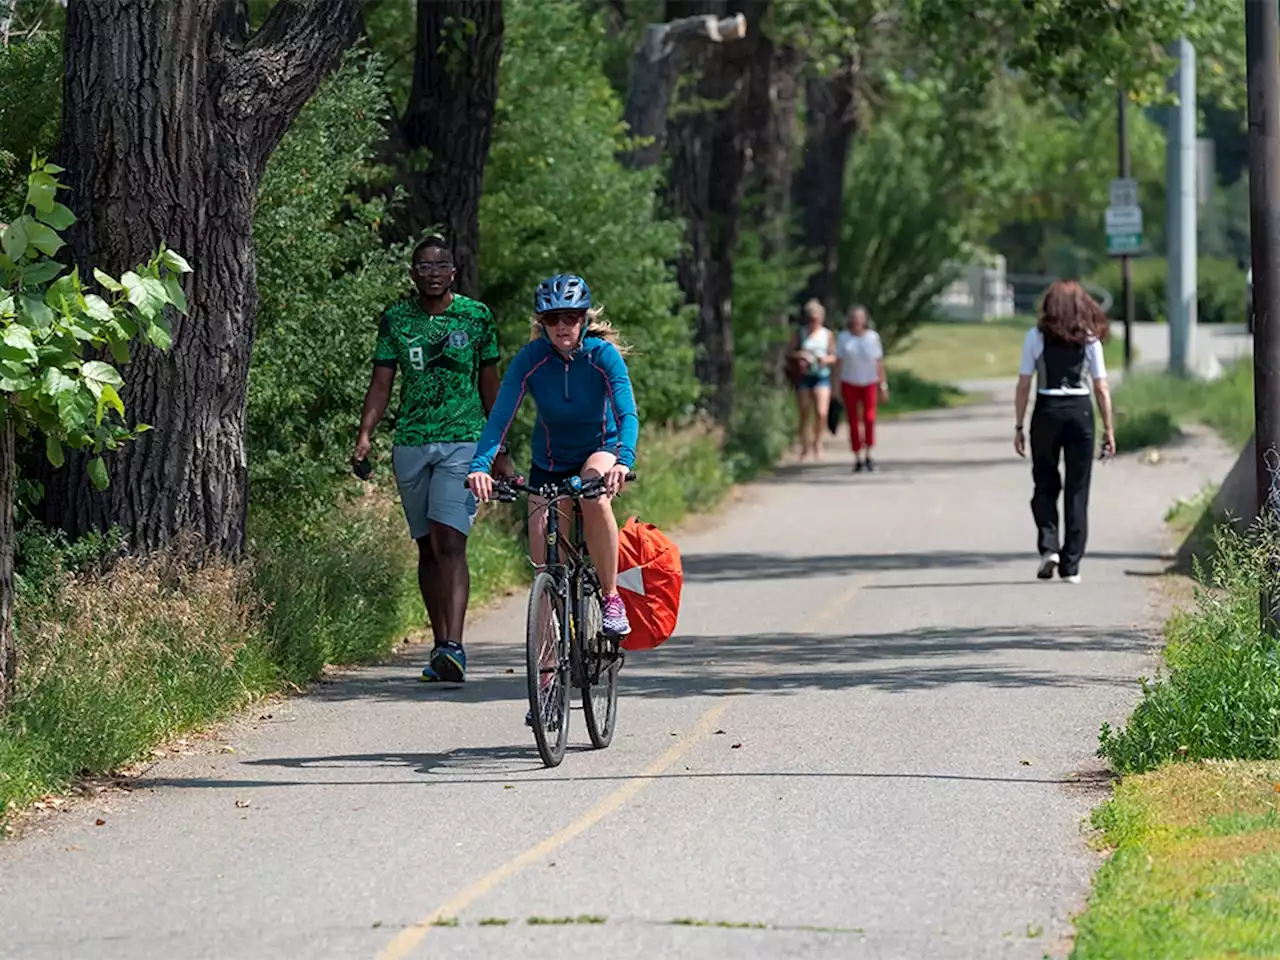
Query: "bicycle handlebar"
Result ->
[[469, 472, 638, 503]]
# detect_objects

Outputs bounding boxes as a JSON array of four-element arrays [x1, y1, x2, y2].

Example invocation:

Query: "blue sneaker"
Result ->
[[423, 642, 466, 683]]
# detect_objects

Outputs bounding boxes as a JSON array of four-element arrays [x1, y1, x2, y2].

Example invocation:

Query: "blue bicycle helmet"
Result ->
[[534, 273, 592, 313]]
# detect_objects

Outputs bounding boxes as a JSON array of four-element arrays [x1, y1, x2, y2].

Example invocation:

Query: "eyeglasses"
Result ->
[[412, 261, 454, 275], [540, 313, 582, 328]]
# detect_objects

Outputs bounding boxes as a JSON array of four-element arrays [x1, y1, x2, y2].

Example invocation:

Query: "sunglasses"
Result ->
[[412, 261, 454, 275], [540, 313, 583, 328]]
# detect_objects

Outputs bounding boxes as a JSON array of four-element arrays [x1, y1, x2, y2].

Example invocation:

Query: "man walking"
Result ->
[[352, 235, 508, 682]]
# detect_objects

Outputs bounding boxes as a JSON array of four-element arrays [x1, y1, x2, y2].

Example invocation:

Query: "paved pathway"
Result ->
[[0, 384, 1234, 959]]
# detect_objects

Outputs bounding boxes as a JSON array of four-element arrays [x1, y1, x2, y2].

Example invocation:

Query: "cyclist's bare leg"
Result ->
[[580, 451, 621, 595], [527, 495, 572, 568]]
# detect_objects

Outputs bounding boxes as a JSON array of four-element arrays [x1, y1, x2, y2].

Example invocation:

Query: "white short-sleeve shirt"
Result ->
[[1018, 328, 1106, 395], [836, 329, 883, 386]]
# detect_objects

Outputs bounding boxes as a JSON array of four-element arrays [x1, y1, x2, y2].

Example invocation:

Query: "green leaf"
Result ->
[[161, 249, 193, 274], [57, 385, 95, 430], [108, 339, 131, 365], [19, 295, 54, 333], [87, 457, 109, 490], [83, 294, 114, 323], [45, 434, 63, 468], [0, 325, 37, 365], [0, 297, 13, 319], [25, 174, 57, 214], [146, 319, 172, 351], [24, 221, 64, 258], [35, 203, 76, 231], [93, 269, 124, 293], [2, 219, 28, 263], [125, 273, 166, 320], [41, 366, 75, 397], [82, 360, 124, 388], [162, 275, 189, 315], [20, 260, 63, 287], [96, 383, 125, 425]]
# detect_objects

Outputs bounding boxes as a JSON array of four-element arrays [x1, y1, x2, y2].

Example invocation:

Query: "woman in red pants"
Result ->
[[835, 305, 889, 472]]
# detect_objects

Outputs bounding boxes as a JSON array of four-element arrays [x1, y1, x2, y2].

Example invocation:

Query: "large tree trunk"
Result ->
[[664, 0, 765, 424], [792, 61, 859, 316], [620, 11, 746, 169], [744, 37, 800, 385], [0, 417, 14, 714], [42, 0, 360, 557], [392, 0, 503, 298]]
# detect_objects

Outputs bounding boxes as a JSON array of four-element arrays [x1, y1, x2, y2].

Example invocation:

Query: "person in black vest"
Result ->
[[1013, 280, 1115, 583]]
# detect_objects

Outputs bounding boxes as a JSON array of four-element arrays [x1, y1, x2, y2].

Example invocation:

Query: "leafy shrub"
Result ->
[[1098, 522, 1280, 775], [0, 33, 61, 221], [249, 47, 407, 510], [479, 0, 697, 436], [1087, 257, 1247, 326], [247, 486, 417, 685]]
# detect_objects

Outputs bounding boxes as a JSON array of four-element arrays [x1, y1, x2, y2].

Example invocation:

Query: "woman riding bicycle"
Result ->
[[467, 273, 639, 637]]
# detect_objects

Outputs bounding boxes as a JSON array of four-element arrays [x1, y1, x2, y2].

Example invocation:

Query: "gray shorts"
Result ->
[[392, 442, 478, 540]]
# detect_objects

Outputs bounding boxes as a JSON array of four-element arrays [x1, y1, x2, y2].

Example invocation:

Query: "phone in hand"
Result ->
[[352, 458, 373, 481]]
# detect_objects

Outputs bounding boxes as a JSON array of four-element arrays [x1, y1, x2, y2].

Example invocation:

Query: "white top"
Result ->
[[798, 327, 834, 377], [1018, 328, 1107, 395], [836, 329, 883, 386]]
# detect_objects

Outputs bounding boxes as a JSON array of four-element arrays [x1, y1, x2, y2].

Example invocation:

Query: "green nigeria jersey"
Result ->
[[373, 294, 500, 446]]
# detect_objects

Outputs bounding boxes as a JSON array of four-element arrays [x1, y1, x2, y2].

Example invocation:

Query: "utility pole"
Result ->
[[1117, 88, 1134, 371], [1166, 17, 1198, 376], [1246, 0, 1280, 632]]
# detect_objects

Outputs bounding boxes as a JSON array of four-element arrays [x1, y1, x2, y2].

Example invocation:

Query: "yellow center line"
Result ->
[[376, 565, 876, 959], [375, 702, 729, 960]]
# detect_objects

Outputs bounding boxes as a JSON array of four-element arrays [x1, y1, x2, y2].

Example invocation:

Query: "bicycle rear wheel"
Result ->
[[577, 585, 619, 749], [526, 572, 570, 767]]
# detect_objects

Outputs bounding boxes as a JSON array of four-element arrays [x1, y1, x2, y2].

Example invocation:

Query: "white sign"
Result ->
[[1105, 206, 1143, 233], [1110, 178, 1139, 209]]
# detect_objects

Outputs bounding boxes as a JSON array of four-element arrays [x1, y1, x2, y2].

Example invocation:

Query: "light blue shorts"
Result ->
[[392, 442, 478, 540]]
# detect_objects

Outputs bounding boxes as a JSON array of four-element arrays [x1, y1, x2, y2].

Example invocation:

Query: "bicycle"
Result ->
[[488, 472, 637, 768]]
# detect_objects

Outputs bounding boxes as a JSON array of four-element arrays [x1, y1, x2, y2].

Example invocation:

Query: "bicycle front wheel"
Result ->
[[578, 588, 619, 749], [527, 571, 570, 767]]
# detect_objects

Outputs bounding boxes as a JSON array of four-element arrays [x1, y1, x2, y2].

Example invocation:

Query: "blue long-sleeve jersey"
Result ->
[[471, 336, 639, 474]]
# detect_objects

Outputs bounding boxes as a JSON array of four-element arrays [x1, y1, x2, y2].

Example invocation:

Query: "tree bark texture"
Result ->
[[0, 417, 14, 714], [394, 0, 503, 298], [44, 0, 360, 557], [792, 62, 859, 316], [620, 10, 747, 170], [664, 0, 765, 424]]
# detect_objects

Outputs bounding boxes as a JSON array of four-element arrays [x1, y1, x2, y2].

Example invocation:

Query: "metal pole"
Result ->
[[1118, 87, 1133, 371], [1166, 10, 1198, 376], [1246, 0, 1280, 632]]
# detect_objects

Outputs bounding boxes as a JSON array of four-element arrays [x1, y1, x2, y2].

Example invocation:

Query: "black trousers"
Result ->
[[1029, 394, 1094, 575]]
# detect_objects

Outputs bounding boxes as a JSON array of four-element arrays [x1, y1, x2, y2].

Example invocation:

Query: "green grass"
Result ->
[[1112, 361, 1254, 452], [889, 317, 1130, 383], [880, 369, 969, 417], [1072, 761, 1280, 959], [1165, 484, 1219, 534]]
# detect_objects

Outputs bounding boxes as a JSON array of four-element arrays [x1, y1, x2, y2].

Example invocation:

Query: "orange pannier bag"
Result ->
[[615, 517, 683, 651]]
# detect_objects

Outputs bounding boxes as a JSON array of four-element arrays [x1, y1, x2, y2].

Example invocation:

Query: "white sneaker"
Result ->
[[1037, 553, 1059, 580], [1062, 573, 1082, 584]]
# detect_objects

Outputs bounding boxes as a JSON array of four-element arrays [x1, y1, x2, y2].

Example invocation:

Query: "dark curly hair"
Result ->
[[1038, 280, 1109, 346]]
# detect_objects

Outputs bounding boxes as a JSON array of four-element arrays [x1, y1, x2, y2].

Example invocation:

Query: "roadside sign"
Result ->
[[1105, 190, 1143, 256], [1109, 177, 1139, 209]]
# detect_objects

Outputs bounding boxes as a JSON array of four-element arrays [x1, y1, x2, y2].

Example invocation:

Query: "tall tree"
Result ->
[[390, 0, 503, 297], [42, 0, 361, 556], [663, 0, 768, 423]]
